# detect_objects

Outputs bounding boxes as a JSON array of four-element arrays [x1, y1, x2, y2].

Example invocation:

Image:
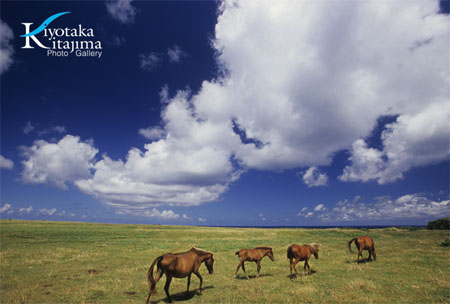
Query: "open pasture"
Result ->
[[1, 220, 449, 303]]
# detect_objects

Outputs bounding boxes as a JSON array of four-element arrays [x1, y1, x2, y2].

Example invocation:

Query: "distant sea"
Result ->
[[205, 225, 425, 229]]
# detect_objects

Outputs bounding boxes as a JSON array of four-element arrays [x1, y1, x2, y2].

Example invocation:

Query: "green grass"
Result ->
[[1, 220, 449, 303]]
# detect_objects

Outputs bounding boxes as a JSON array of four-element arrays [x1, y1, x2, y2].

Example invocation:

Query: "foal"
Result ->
[[287, 243, 319, 278], [146, 247, 214, 303], [348, 235, 376, 262], [234, 246, 274, 279]]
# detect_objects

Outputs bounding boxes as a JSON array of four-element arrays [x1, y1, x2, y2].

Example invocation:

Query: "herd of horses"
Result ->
[[145, 235, 376, 303]]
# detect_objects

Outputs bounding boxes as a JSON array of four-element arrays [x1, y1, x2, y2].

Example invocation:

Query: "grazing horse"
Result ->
[[348, 235, 376, 262], [287, 243, 319, 278], [145, 247, 214, 303], [234, 246, 274, 279]]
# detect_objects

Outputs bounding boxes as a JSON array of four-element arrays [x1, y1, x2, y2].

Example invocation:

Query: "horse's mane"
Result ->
[[255, 246, 272, 250], [191, 247, 213, 255], [303, 243, 318, 252]]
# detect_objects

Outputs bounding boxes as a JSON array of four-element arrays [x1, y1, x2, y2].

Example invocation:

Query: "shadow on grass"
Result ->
[[234, 273, 273, 280], [149, 285, 214, 303], [287, 269, 317, 279], [345, 258, 375, 264]]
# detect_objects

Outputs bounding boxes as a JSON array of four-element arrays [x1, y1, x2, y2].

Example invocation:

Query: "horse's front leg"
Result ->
[[304, 258, 310, 274], [194, 271, 203, 295], [186, 274, 191, 294], [256, 260, 261, 278], [164, 275, 173, 303], [289, 259, 293, 278], [368, 249, 372, 261]]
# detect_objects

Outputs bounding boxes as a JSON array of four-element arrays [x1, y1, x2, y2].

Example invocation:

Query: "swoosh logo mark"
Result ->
[[20, 12, 71, 37]]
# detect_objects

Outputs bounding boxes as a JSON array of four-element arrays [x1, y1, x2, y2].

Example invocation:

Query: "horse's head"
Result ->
[[311, 244, 319, 259], [267, 249, 275, 261], [205, 254, 214, 274]]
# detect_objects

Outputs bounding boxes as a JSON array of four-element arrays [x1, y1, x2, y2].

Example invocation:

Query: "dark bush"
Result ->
[[441, 238, 450, 247], [426, 218, 450, 230]]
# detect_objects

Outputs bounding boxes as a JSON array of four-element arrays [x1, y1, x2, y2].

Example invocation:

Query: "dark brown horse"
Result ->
[[348, 235, 376, 262], [287, 243, 319, 278], [145, 247, 214, 303], [234, 246, 274, 279]]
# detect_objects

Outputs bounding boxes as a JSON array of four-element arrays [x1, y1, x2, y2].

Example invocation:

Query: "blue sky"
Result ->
[[1, 0, 449, 226]]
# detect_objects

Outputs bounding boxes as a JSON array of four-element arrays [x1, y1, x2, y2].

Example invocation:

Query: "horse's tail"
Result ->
[[287, 246, 294, 260], [235, 250, 240, 256], [146, 255, 163, 304], [347, 238, 357, 253]]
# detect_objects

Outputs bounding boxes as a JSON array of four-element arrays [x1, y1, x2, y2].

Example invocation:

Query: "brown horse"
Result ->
[[287, 243, 319, 278], [234, 246, 274, 279], [145, 247, 214, 303], [348, 235, 376, 262]]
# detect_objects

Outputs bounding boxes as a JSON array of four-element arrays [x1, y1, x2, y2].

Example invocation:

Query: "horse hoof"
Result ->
[[196, 290, 202, 295]]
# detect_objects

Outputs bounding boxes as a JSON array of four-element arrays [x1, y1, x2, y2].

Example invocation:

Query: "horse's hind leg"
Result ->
[[164, 275, 173, 303], [146, 267, 163, 304], [356, 243, 362, 262], [145, 291, 152, 304], [242, 262, 249, 279], [368, 249, 372, 261], [293, 258, 300, 277], [234, 261, 243, 278], [194, 271, 203, 295], [154, 267, 163, 287]]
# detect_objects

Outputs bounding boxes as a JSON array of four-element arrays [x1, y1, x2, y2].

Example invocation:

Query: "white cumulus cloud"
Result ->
[[138, 126, 166, 141], [167, 45, 186, 63], [39, 208, 57, 216], [139, 52, 162, 71], [106, 0, 137, 23], [0, 155, 14, 170], [18, 0, 450, 213], [18, 206, 33, 214], [314, 204, 325, 212], [75, 89, 243, 207], [0, 19, 14, 75], [197, 0, 448, 173], [21, 135, 98, 189], [0, 203, 13, 214], [302, 167, 328, 187], [341, 102, 450, 184], [323, 193, 450, 222], [116, 207, 181, 219]]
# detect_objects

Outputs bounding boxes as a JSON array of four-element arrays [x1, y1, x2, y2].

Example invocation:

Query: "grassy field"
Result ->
[[1, 220, 449, 303]]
